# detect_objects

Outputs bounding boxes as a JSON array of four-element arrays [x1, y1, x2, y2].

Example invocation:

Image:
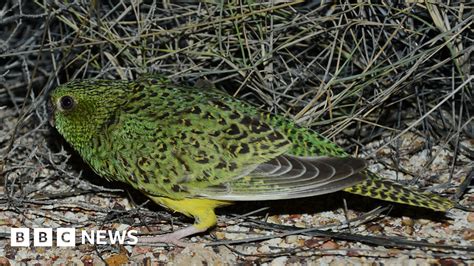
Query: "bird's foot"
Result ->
[[140, 225, 206, 247]]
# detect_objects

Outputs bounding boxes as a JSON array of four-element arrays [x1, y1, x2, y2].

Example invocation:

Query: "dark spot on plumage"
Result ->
[[216, 161, 226, 169], [140, 102, 151, 110], [379, 193, 388, 199], [209, 131, 220, 137], [135, 166, 150, 183], [161, 92, 170, 97], [130, 93, 146, 102], [190, 106, 202, 114], [228, 144, 239, 155], [150, 79, 158, 84], [129, 173, 137, 182], [432, 198, 443, 204], [138, 157, 150, 166], [196, 157, 209, 164], [169, 168, 179, 176], [240, 116, 255, 125], [240, 116, 258, 125], [239, 143, 250, 154], [103, 112, 119, 129], [209, 100, 231, 111], [230, 111, 242, 120], [227, 124, 240, 135], [197, 150, 208, 157], [163, 178, 171, 183], [190, 129, 204, 135], [179, 132, 187, 140], [142, 174, 151, 184], [218, 118, 226, 125], [309, 146, 320, 154], [268, 131, 284, 141], [122, 106, 136, 113], [182, 119, 192, 126], [150, 91, 158, 97], [120, 155, 130, 167], [156, 112, 170, 119], [250, 124, 270, 133], [167, 101, 175, 107], [228, 162, 237, 171], [391, 185, 402, 193], [260, 144, 270, 150], [132, 84, 145, 93], [171, 185, 181, 192], [212, 143, 220, 151], [157, 145, 167, 152], [371, 182, 381, 189], [93, 137, 102, 147], [233, 131, 248, 140], [175, 155, 190, 171], [399, 196, 408, 203], [203, 112, 213, 119]]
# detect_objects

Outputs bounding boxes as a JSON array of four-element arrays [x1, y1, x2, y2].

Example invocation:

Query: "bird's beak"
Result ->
[[47, 99, 56, 127]]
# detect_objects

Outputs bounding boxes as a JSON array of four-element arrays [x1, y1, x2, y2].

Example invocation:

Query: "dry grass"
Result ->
[[0, 0, 472, 264]]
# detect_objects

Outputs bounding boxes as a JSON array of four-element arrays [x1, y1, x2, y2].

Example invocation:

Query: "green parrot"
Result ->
[[47, 77, 454, 245]]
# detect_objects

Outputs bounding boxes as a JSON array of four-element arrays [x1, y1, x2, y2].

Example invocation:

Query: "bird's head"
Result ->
[[48, 79, 128, 150]]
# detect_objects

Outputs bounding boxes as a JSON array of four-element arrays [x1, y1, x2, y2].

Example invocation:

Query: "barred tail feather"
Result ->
[[343, 178, 454, 212]]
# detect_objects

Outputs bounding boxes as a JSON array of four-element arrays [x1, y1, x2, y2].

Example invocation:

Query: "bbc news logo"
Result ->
[[10, 228, 138, 247]]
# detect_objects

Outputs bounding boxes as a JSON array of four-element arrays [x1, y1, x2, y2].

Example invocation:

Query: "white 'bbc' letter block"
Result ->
[[10, 228, 30, 247], [34, 228, 53, 247], [57, 228, 76, 247]]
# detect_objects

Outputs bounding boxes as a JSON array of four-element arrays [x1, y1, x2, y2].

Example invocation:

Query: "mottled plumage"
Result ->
[[48, 77, 454, 244]]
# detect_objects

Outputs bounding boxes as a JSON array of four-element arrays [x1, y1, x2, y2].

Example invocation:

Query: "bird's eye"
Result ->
[[59, 96, 75, 110]]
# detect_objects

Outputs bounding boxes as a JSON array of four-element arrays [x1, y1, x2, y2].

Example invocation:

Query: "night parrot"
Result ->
[[47, 77, 454, 245]]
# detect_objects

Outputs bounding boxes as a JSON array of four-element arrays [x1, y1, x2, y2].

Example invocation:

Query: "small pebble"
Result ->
[[257, 245, 271, 253], [404, 225, 414, 235], [267, 215, 281, 224], [285, 235, 299, 244], [366, 223, 384, 233], [158, 253, 168, 262], [304, 238, 321, 248], [0, 257, 10, 266], [417, 219, 431, 225], [321, 240, 339, 249], [81, 255, 94, 266], [462, 229, 474, 240], [265, 237, 283, 246], [115, 223, 129, 231], [467, 213, 474, 223], [214, 231, 225, 240], [271, 256, 288, 266], [295, 221, 306, 228], [402, 217, 414, 227]]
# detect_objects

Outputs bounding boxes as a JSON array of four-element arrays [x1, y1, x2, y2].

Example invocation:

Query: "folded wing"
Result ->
[[192, 155, 367, 201]]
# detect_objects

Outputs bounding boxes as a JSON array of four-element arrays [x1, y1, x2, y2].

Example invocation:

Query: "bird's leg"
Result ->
[[141, 196, 232, 246], [140, 225, 207, 247]]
